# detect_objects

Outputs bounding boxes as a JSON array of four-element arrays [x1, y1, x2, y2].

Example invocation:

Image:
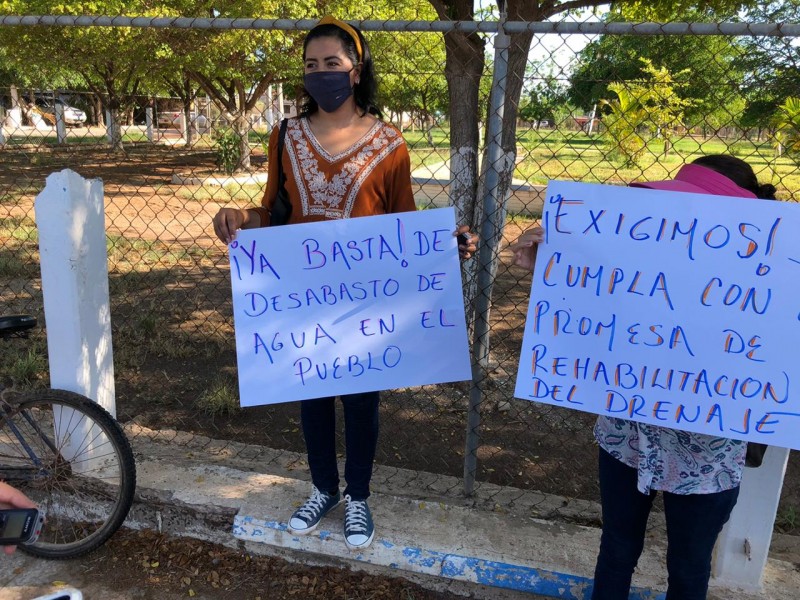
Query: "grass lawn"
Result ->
[[406, 126, 799, 201]]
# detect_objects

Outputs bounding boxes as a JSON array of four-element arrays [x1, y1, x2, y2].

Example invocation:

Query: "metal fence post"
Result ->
[[463, 6, 510, 496]]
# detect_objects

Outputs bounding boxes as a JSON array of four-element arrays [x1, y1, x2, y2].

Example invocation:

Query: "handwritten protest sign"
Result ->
[[229, 207, 471, 407], [514, 180, 800, 449]]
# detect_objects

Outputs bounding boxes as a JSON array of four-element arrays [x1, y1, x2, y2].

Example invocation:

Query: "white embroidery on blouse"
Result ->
[[286, 118, 404, 219]]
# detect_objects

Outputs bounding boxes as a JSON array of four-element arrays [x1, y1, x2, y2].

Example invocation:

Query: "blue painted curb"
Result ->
[[232, 514, 665, 600]]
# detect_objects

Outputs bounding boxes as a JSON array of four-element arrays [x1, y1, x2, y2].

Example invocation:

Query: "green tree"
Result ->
[[772, 97, 800, 158], [601, 83, 649, 165], [568, 6, 746, 132], [425, 0, 754, 339], [376, 30, 448, 142], [157, 0, 311, 171], [426, 0, 756, 231], [519, 70, 568, 127], [364, 0, 445, 135], [159, 0, 439, 170], [161, 73, 202, 145], [602, 59, 694, 165], [0, 0, 158, 149], [736, 1, 800, 130]]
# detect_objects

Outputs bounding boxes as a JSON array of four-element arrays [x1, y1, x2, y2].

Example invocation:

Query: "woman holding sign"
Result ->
[[511, 155, 777, 600], [212, 17, 476, 551]]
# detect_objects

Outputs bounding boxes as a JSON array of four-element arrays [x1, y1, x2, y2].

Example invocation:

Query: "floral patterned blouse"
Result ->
[[256, 116, 416, 226], [594, 416, 747, 495]]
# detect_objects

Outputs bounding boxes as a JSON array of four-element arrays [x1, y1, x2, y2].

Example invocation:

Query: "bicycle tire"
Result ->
[[0, 389, 136, 559]]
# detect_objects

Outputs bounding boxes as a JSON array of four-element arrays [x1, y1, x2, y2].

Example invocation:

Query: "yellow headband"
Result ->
[[315, 16, 363, 62]]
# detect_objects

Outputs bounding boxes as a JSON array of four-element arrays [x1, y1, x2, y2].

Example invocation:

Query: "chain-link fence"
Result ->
[[1, 8, 799, 534]]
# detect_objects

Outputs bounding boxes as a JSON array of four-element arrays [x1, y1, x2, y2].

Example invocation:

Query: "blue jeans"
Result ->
[[591, 448, 740, 600], [300, 391, 380, 501]]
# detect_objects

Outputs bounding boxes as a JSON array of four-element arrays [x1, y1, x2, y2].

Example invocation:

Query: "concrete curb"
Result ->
[[232, 512, 662, 599], [124, 425, 798, 600]]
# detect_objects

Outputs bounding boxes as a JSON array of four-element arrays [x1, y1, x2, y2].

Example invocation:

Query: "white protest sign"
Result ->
[[230, 207, 471, 407], [514, 180, 800, 449]]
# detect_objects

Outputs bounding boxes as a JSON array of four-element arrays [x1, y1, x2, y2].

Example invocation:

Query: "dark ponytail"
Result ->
[[756, 183, 778, 200], [691, 155, 776, 200]]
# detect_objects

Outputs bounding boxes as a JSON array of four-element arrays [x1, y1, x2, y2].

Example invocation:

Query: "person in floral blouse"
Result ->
[[510, 154, 777, 600], [213, 16, 477, 552]]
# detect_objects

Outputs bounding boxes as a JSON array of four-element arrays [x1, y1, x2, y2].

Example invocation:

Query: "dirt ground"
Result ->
[[1, 141, 798, 533], [2, 527, 467, 600]]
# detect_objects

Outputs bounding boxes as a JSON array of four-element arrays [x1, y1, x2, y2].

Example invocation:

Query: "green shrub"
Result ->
[[215, 129, 241, 175]]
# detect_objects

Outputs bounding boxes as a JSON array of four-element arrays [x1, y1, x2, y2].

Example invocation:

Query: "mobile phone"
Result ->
[[457, 232, 469, 246], [0, 507, 45, 545]]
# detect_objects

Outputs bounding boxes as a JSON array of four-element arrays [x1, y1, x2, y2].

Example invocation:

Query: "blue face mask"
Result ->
[[304, 70, 354, 113]]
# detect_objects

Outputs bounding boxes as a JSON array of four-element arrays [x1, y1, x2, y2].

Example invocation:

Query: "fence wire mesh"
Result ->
[[1, 11, 799, 533]]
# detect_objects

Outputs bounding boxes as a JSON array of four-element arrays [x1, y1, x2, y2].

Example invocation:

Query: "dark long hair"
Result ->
[[300, 23, 381, 118], [691, 155, 777, 200]]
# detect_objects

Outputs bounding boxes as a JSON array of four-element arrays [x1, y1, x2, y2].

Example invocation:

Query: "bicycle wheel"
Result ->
[[0, 389, 136, 559]]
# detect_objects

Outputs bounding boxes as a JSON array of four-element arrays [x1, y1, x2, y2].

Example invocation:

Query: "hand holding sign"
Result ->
[[229, 207, 472, 407], [509, 225, 544, 272], [514, 180, 800, 450]]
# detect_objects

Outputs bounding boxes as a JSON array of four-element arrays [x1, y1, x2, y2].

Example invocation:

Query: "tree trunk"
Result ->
[[183, 100, 194, 146], [441, 28, 485, 330], [234, 114, 252, 171], [443, 31, 484, 230], [108, 107, 123, 152], [107, 102, 124, 152], [95, 96, 104, 127]]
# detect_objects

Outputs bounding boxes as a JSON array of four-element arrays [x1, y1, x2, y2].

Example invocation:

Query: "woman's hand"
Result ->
[[509, 225, 544, 273], [455, 225, 478, 260], [1, 481, 37, 555], [212, 208, 251, 244]]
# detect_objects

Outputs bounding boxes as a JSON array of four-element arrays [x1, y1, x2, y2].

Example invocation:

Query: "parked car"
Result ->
[[35, 97, 87, 127], [157, 109, 208, 131], [157, 109, 182, 128]]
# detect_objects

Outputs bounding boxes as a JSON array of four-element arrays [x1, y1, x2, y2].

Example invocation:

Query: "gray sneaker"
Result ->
[[288, 486, 341, 535]]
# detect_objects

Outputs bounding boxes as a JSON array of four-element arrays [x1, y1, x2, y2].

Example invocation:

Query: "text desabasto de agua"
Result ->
[[521, 193, 799, 439], [230, 222, 458, 385]]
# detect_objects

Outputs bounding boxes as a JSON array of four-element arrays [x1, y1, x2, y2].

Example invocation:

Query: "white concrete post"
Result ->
[[8, 85, 22, 130], [265, 85, 274, 129], [178, 112, 188, 143], [275, 83, 284, 121], [7, 107, 22, 129], [587, 103, 597, 135], [145, 107, 154, 142], [105, 109, 113, 144], [189, 106, 200, 137], [55, 103, 67, 143], [0, 106, 5, 145], [34, 169, 116, 419], [712, 446, 791, 591]]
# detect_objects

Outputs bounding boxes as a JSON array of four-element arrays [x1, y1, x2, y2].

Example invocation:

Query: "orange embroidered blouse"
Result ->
[[256, 117, 416, 226]]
